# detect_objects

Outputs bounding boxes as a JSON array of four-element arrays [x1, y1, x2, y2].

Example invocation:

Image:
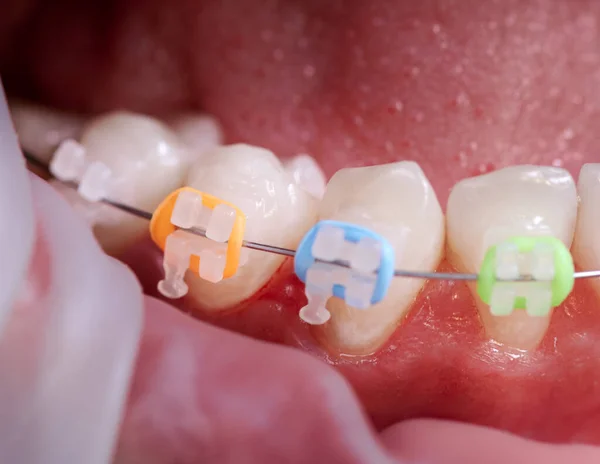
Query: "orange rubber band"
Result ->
[[150, 187, 246, 279]]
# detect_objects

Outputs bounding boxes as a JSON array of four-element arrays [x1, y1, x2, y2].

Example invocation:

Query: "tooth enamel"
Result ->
[[317, 162, 444, 354], [447, 165, 577, 350], [184, 144, 318, 310], [51, 111, 189, 255], [573, 164, 600, 298], [284, 154, 327, 200], [10, 100, 85, 162], [167, 113, 223, 156]]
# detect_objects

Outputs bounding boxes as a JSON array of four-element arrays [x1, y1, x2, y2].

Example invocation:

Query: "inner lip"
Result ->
[[5, 0, 600, 451]]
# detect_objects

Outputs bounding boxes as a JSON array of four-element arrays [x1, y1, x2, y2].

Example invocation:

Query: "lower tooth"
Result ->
[[573, 164, 600, 298], [182, 144, 318, 310], [314, 162, 444, 354], [447, 165, 578, 350], [49, 111, 190, 255]]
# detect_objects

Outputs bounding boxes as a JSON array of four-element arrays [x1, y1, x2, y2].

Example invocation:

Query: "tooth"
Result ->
[[184, 144, 318, 310], [50, 111, 190, 255], [573, 164, 600, 298], [9, 99, 85, 162], [0, 85, 35, 333], [167, 112, 223, 156], [317, 162, 444, 354], [447, 165, 577, 350], [283, 154, 327, 200]]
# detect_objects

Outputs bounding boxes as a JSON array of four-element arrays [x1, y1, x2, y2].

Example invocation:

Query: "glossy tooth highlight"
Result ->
[[446, 165, 577, 350], [573, 164, 600, 298], [317, 161, 444, 355], [51, 111, 190, 255], [185, 143, 318, 310]]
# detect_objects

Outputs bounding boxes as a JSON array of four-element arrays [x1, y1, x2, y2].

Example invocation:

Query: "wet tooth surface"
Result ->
[[446, 165, 577, 350], [317, 161, 444, 355], [51, 111, 189, 255], [185, 144, 318, 310]]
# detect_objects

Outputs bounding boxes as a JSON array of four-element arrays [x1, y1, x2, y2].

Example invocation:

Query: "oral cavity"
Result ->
[[446, 165, 578, 351], [314, 161, 444, 355], [182, 143, 319, 311]]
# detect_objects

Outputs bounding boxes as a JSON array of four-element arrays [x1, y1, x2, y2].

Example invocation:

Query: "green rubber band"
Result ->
[[477, 236, 574, 311]]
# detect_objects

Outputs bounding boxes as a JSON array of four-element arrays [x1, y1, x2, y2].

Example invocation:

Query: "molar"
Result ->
[[184, 144, 318, 310], [316, 161, 444, 355], [50, 111, 190, 255], [446, 165, 578, 350]]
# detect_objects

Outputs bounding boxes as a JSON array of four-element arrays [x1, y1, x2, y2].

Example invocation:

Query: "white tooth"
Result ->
[[573, 164, 600, 298], [284, 154, 327, 200], [0, 84, 35, 334], [167, 113, 223, 156], [0, 176, 142, 464], [184, 144, 318, 309], [318, 162, 444, 354], [10, 100, 85, 161], [447, 165, 577, 350], [51, 111, 189, 255]]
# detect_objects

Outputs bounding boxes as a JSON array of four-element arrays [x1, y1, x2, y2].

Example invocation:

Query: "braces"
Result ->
[[24, 152, 600, 324]]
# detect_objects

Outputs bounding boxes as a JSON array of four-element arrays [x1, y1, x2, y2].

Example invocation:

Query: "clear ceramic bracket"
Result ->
[[156, 190, 241, 298], [298, 224, 384, 325], [49, 138, 114, 203], [489, 240, 555, 317]]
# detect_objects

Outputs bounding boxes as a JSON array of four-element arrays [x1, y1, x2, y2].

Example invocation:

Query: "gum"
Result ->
[[119, 239, 600, 444]]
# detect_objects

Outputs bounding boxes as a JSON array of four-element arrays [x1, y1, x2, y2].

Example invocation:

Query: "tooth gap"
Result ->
[[77, 161, 112, 202], [49, 138, 86, 181]]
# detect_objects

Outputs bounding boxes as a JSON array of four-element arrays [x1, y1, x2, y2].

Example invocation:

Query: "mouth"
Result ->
[[3, 0, 600, 462]]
